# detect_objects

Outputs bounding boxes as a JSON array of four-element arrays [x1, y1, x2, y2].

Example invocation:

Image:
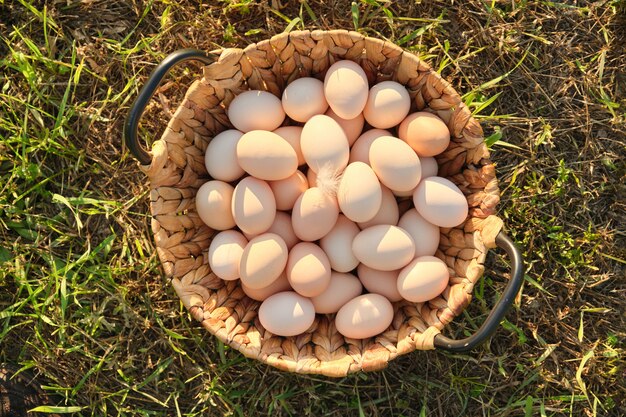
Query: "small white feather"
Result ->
[[315, 163, 343, 198]]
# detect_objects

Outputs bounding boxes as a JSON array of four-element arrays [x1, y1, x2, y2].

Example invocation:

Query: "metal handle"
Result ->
[[434, 232, 524, 352], [123, 49, 216, 165]]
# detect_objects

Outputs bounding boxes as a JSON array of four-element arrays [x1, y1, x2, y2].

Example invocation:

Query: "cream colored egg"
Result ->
[[236, 130, 298, 181], [204, 130, 245, 182], [239, 233, 288, 290], [413, 177, 468, 228], [319, 215, 360, 273], [258, 291, 315, 336], [269, 171, 308, 211], [242, 272, 291, 301], [420, 156, 439, 178], [208, 230, 248, 281], [358, 186, 399, 229], [196, 180, 236, 230], [397, 208, 440, 257], [301, 115, 349, 173], [397, 256, 449, 302], [399, 112, 450, 157], [274, 126, 305, 166], [337, 162, 382, 223], [325, 107, 364, 146], [231, 177, 276, 235], [324, 60, 369, 119], [287, 242, 331, 297], [363, 81, 411, 129], [292, 187, 339, 241], [369, 136, 422, 193], [352, 225, 415, 271], [282, 77, 329, 122], [311, 272, 363, 314], [228, 90, 285, 133], [349, 129, 392, 165], [357, 264, 403, 302], [335, 294, 393, 339]]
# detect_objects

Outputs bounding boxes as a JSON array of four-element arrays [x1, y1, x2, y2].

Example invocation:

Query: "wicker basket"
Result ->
[[124, 30, 523, 377]]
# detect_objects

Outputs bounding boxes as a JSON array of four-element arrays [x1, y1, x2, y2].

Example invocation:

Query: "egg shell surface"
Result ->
[[397, 208, 440, 257], [324, 60, 369, 119], [352, 225, 415, 271], [208, 230, 248, 281], [286, 242, 332, 297], [258, 291, 315, 336], [335, 294, 394, 339], [282, 77, 329, 122], [204, 129, 245, 182], [363, 81, 411, 129], [398, 112, 450, 157], [337, 162, 382, 223], [228, 90, 285, 132], [242, 272, 291, 301], [349, 129, 392, 165], [358, 186, 399, 229], [236, 130, 298, 181], [292, 187, 339, 241], [239, 233, 288, 290], [356, 264, 403, 302], [413, 176, 468, 228], [273, 126, 305, 165], [369, 136, 422, 193], [325, 107, 364, 146], [269, 171, 308, 211], [196, 180, 236, 230], [397, 256, 449, 302], [301, 115, 350, 173], [231, 177, 276, 235]]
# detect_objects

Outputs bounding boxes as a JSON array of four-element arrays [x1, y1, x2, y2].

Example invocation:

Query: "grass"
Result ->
[[0, 0, 624, 415]]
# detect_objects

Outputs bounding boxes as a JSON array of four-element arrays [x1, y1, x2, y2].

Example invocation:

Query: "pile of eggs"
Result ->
[[196, 60, 469, 339]]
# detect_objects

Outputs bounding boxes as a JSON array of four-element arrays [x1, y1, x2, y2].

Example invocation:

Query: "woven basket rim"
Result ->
[[141, 29, 503, 377]]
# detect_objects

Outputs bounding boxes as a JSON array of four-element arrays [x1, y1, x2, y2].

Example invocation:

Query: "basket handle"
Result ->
[[123, 49, 216, 165], [433, 232, 524, 352]]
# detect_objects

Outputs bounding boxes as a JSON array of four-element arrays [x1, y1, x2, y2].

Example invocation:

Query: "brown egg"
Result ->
[[398, 112, 450, 157], [357, 264, 403, 302], [239, 233, 288, 290], [397, 256, 449, 302], [335, 294, 394, 339], [269, 170, 308, 211], [241, 272, 291, 301], [310, 272, 363, 314], [286, 242, 331, 297]]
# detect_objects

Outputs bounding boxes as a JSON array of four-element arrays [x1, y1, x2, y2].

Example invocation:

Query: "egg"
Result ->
[[356, 264, 403, 302], [301, 115, 349, 173], [419, 156, 439, 179], [358, 186, 399, 229], [269, 171, 308, 211], [242, 272, 291, 301], [311, 272, 363, 314], [239, 233, 288, 289], [363, 81, 411, 129], [286, 242, 332, 297], [413, 177, 468, 228], [319, 215, 360, 273], [335, 294, 394, 339], [292, 187, 339, 241], [204, 129, 245, 182], [274, 126, 305, 165], [196, 180, 236, 230], [349, 129, 392, 165], [259, 291, 315, 336], [397, 256, 449, 302], [245, 211, 299, 250], [352, 225, 415, 271], [324, 60, 369, 119], [369, 136, 422, 193], [397, 208, 440, 257], [399, 112, 450, 157], [208, 230, 248, 281], [281, 77, 329, 122], [228, 90, 285, 133], [337, 162, 382, 223], [324, 107, 364, 146], [236, 130, 297, 181], [231, 177, 276, 235]]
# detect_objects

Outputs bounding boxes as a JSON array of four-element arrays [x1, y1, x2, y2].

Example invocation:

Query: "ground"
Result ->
[[0, 0, 624, 416]]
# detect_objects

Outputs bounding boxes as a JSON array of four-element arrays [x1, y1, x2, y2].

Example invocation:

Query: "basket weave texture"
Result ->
[[140, 30, 503, 377]]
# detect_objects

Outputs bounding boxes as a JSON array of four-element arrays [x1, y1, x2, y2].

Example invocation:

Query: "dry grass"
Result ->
[[0, 0, 624, 416]]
